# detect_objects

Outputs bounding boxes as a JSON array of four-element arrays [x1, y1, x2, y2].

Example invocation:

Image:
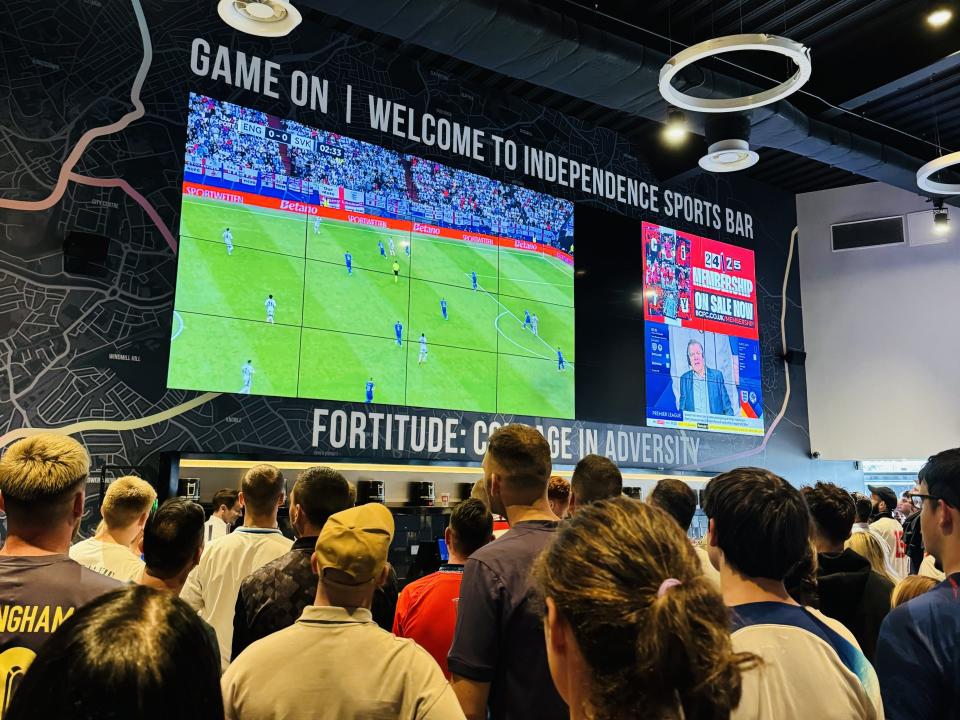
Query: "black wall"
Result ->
[[0, 0, 860, 488]]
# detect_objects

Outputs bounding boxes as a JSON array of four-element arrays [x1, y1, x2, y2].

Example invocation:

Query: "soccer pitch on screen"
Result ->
[[168, 196, 575, 418]]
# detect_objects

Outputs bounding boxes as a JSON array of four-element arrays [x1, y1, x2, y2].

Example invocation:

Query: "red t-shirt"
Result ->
[[392, 566, 463, 678]]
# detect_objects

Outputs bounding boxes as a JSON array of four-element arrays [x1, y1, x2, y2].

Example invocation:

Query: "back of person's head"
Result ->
[[845, 532, 895, 583], [143, 498, 205, 580], [291, 466, 352, 531], [448, 498, 493, 558], [916, 448, 960, 563], [211, 488, 239, 513], [240, 464, 285, 517], [0, 434, 89, 527], [852, 492, 873, 524], [891, 575, 938, 609], [101, 476, 157, 530], [703, 467, 809, 581], [784, 540, 819, 607], [802, 482, 855, 549], [484, 424, 551, 506], [4, 586, 223, 720], [547, 476, 570, 517], [470, 478, 490, 509], [314, 503, 394, 608], [571, 455, 623, 507], [918, 447, 960, 508], [648, 478, 697, 532], [534, 497, 755, 720]]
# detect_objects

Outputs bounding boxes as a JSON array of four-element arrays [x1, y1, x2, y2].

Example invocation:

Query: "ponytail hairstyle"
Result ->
[[534, 497, 757, 720]]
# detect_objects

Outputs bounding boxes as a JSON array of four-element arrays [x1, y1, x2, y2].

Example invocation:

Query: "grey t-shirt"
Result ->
[[448, 520, 566, 720], [0, 554, 120, 701]]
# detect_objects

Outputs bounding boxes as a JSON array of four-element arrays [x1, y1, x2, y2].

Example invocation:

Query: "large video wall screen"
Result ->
[[642, 221, 763, 436], [168, 94, 575, 418]]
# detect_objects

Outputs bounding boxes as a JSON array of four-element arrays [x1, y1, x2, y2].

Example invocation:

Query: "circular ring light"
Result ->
[[699, 139, 759, 173], [218, 0, 302, 37], [917, 151, 960, 195], [660, 34, 812, 113]]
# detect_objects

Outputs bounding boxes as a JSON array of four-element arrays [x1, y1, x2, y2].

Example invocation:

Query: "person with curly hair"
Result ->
[[534, 496, 755, 720]]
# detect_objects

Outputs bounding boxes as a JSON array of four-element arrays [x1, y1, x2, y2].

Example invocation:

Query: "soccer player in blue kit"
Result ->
[[345, 250, 353, 275], [440, 298, 448, 320], [557, 347, 566, 371], [378, 240, 386, 258], [365, 377, 375, 403], [522, 309, 533, 331], [471, 271, 478, 291], [394, 320, 403, 346]]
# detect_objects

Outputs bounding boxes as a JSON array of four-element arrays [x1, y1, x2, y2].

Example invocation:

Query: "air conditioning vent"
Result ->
[[831, 216, 905, 252]]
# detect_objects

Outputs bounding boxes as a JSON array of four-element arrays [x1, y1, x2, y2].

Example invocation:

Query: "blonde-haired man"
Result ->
[[0, 434, 119, 706], [70, 475, 157, 581]]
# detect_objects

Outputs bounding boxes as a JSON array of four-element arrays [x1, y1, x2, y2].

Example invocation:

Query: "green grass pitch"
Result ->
[[299, 329, 408, 405], [170, 196, 576, 418], [181, 196, 307, 256], [174, 237, 304, 326], [167, 312, 300, 397]]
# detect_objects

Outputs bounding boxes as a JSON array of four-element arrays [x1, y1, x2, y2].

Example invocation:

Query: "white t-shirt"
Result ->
[[919, 554, 946, 581], [180, 527, 292, 668], [693, 544, 721, 590], [204, 514, 229, 543], [731, 603, 883, 720], [69, 538, 145, 582], [870, 516, 908, 578]]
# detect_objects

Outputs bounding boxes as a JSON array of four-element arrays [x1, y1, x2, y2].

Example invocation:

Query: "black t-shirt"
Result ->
[[448, 520, 567, 720], [0, 554, 119, 711]]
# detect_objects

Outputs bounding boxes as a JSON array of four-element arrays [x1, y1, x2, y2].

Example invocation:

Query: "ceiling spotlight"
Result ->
[[659, 33, 812, 113], [698, 114, 759, 173], [217, 0, 302, 37], [927, 6, 954, 27], [933, 201, 951, 235], [699, 140, 759, 172], [662, 111, 689, 145]]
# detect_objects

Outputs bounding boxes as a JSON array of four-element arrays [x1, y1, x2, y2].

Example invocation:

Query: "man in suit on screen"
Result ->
[[678, 340, 734, 416]]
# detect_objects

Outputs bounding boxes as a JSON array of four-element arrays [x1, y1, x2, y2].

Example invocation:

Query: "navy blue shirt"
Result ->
[[448, 520, 566, 720], [876, 573, 960, 720]]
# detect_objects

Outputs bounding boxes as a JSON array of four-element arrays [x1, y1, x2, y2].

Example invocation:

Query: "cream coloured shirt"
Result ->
[[222, 605, 465, 720]]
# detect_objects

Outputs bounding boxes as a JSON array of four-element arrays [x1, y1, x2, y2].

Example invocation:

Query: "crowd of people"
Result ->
[[185, 95, 574, 247], [1, 429, 958, 719]]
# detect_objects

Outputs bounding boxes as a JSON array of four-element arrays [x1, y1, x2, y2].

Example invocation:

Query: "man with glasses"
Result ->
[[876, 448, 960, 720]]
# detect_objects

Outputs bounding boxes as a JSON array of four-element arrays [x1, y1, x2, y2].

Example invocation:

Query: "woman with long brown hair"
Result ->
[[534, 496, 756, 720]]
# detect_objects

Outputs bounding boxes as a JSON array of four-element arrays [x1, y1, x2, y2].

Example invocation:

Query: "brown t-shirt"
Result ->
[[0, 555, 120, 712]]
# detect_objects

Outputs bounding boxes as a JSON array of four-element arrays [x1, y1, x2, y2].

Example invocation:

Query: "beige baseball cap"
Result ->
[[314, 503, 394, 587]]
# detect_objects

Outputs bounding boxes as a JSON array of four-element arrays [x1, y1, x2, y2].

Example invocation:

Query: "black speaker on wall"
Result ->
[[782, 349, 807, 366], [63, 231, 110, 275]]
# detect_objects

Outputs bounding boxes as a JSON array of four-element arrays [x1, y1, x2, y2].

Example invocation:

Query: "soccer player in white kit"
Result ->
[[223, 227, 234, 255], [388, 237, 396, 256], [241, 360, 255, 393], [314, 217, 321, 234], [265, 294, 276, 323], [418, 334, 428, 366], [531, 314, 539, 337]]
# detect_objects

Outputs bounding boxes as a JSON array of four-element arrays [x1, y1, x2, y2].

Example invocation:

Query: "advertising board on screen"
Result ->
[[168, 94, 575, 419], [642, 221, 763, 436]]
